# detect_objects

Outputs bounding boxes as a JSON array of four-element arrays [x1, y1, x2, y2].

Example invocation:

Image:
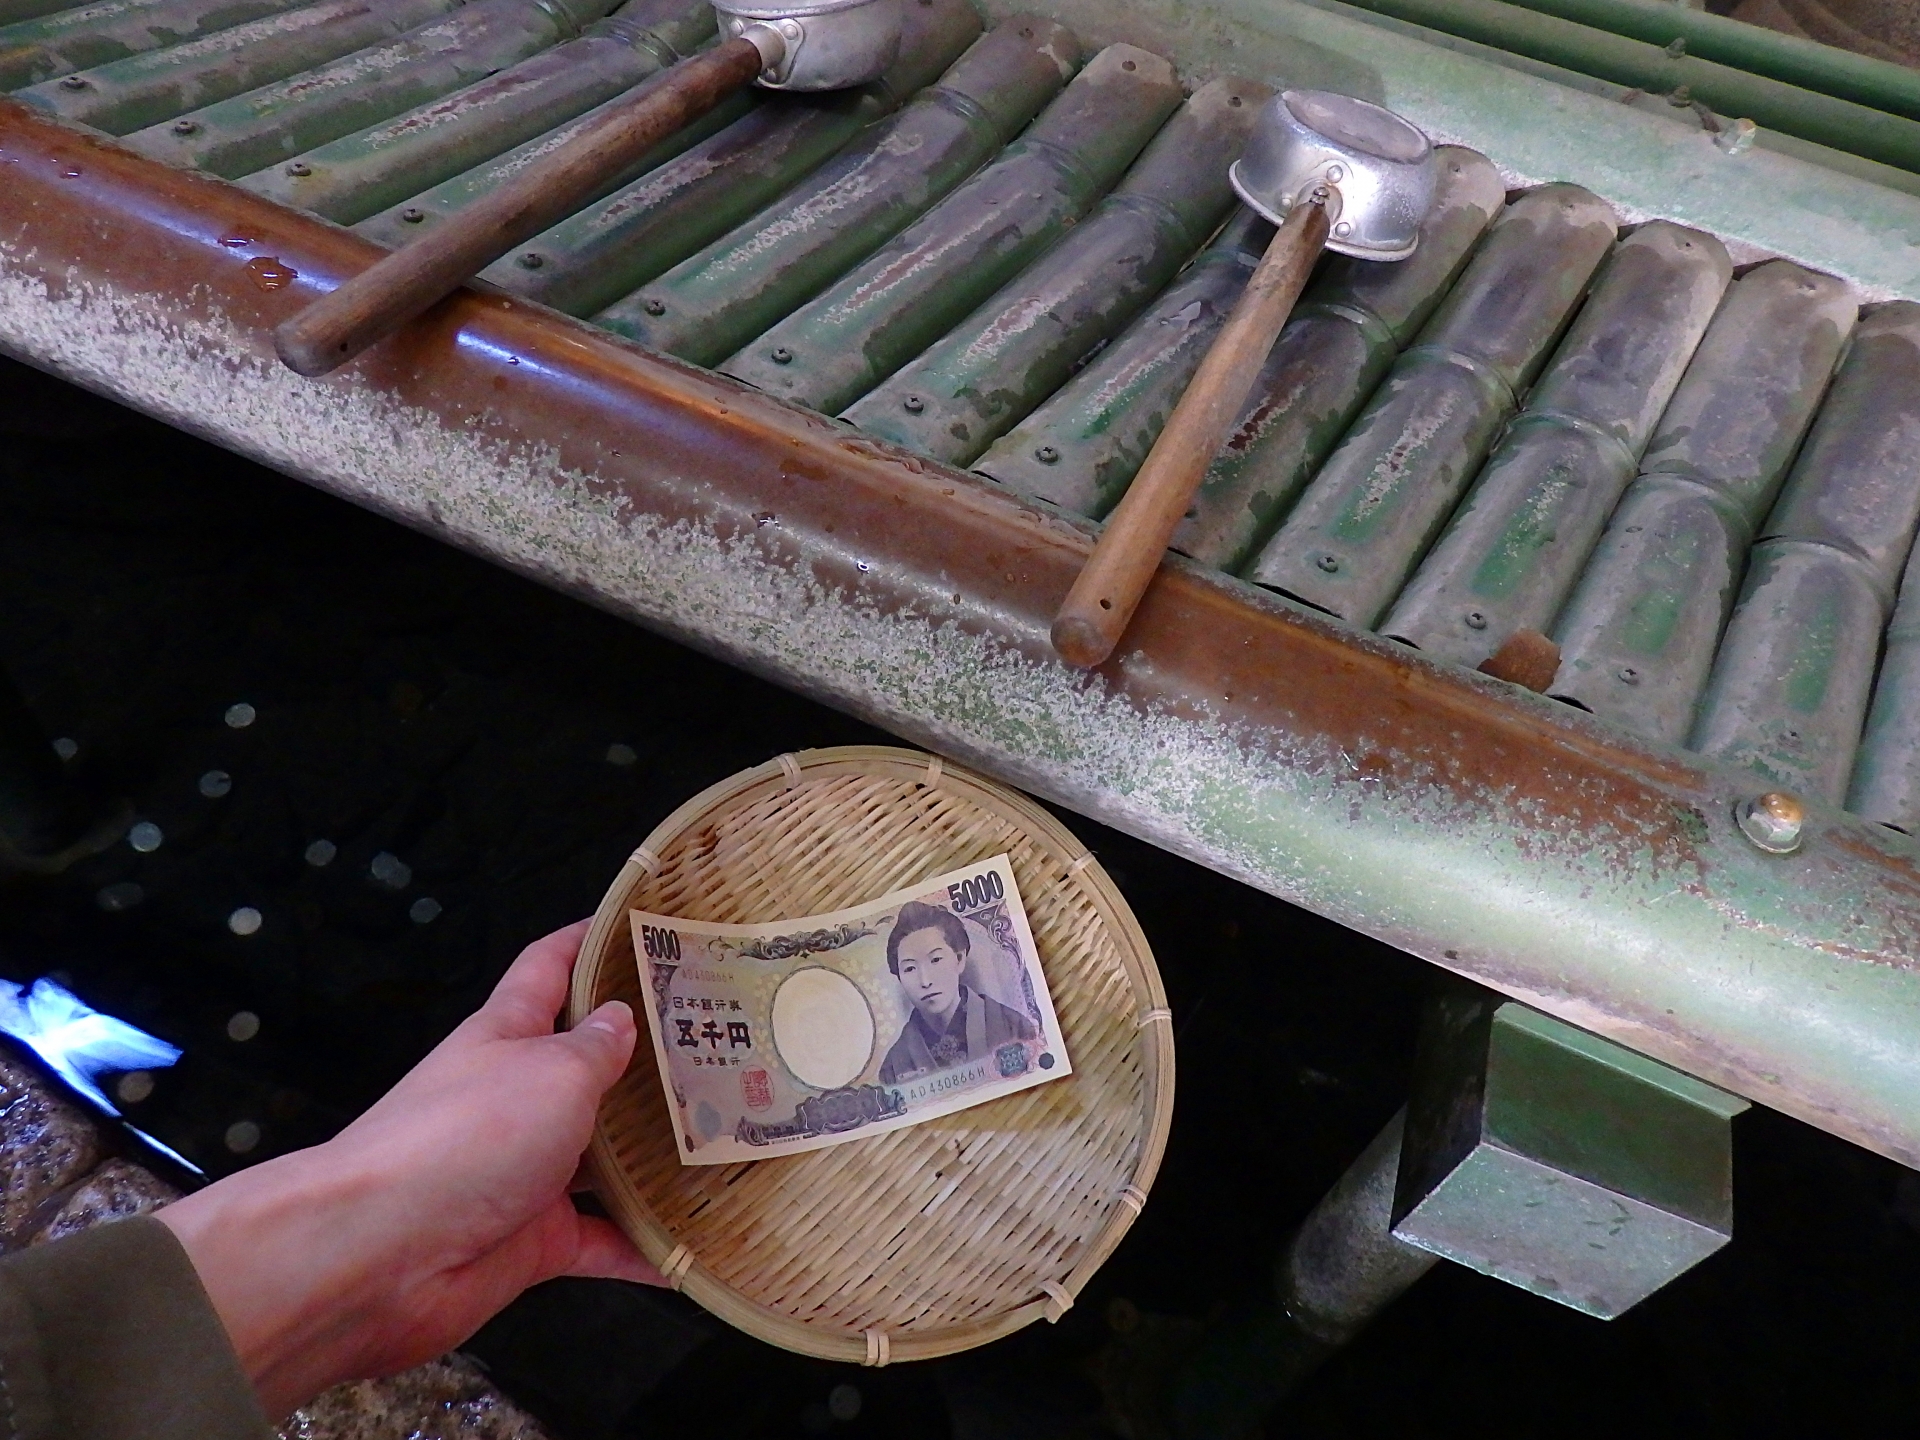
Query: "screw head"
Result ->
[[770, 346, 793, 364], [1316, 553, 1340, 573], [286, 161, 311, 177], [1326, 163, 1345, 182], [903, 395, 925, 414], [1034, 444, 1060, 464], [1464, 610, 1488, 630], [516, 251, 544, 269], [643, 297, 666, 316], [1737, 790, 1805, 854], [1617, 666, 1640, 684], [59, 75, 88, 90], [172, 119, 199, 136], [401, 207, 425, 223]]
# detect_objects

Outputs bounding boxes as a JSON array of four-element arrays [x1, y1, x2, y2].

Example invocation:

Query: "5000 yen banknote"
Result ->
[[632, 854, 1071, 1164]]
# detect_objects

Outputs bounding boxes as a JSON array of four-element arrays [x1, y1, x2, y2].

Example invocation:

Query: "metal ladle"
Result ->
[[273, 0, 907, 377], [1050, 89, 1438, 668]]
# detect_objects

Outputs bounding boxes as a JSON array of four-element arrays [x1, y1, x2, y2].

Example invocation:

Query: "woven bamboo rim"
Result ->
[[567, 745, 1172, 1364]]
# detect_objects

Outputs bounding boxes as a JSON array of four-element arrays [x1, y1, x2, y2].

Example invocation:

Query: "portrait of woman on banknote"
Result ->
[[878, 901, 1039, 1085]]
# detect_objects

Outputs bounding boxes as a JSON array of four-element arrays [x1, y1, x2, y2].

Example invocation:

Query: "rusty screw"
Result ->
[[903, 395, 925, 414], [401, 207, 426, 224], [1737, 790, 1805, 854], [1316, 553, 1340, 573], [1034, 444, 1059, 464], [770, 346, 794, 365], [643, 298, 666, 316], [286, 161, 311, 177]]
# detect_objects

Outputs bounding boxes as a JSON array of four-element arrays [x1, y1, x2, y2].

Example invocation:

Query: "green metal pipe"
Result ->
[[0, 0, 83, 23], [1504, 0, 1920, 123], [1336, 0, 1920, 173], [354, 80, 754, 248], [122, 0, 617, 177], [973, 208, 1268, 515], [846, 75, 1261, 466], [599, 17, 1080, 367], [0, 0, 313, 92], [14, 0, 466, 135], [722, 41, 1182, 414], [1168, 144, 1506, 572], [242, 0, 713, 224], [473, 0, 983, 316]]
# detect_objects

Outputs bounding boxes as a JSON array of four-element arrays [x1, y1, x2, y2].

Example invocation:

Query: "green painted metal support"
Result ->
[[1334, 0, 1920, 173], [1505, 0, 1920, 122]]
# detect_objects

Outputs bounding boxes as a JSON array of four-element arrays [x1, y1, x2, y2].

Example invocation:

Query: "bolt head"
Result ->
[[1464, 610, 1488, 630], [172, 119, 199, 136], [643, 297, 666, 316], [770, 346, 793, 364], [1617, 666, 1640, 684], [1737, 790, 1805, 854], [59, 75, 88, 90], [1034, 444, 1059, 464], [401, 207, 425, 223], [286, 161, 311, 177], [1316, 553, 1340, 573], [903, 395, 925, 414], [516, 251, 544, 269]]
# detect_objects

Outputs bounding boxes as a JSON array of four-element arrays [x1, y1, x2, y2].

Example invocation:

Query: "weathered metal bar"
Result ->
[[598, 17, 1079, 367], [846, 75, 1261, 465], [1382, 221, 1730, 667], [240, 0, 715, 225], [11, 99, 1920, 1178], [1167, 145, 1504, 573], [12, 0, 467, 136], [472, 0, 982, 316], [1335, 0, 1920, 174], [1503, 0, 1920, 123], [1850, 540, 1920, 832], [1690, 302, 1920, 804], [0, 0, 312, 92], [121, 0, 617, 177], [0, 0, 83, 24], [722, 41, 1180, 414], [1246, 184, 1616, 626], [1548, 262, 1856, 744], [973, 208, 1266, 515], [354, 73, 755, 249]]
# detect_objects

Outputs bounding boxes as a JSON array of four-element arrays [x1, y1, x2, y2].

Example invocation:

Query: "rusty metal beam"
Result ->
[[5, 99, 1920, 1168]]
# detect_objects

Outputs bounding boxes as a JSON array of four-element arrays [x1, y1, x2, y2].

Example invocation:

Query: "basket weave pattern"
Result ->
[[568, 747, 1171, 1363]]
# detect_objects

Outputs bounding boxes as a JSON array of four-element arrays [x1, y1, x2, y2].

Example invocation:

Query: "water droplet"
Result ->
[[51, 737, 77, 761], [605, 743, 637, 767], [128, 821, 163, 853], [370, 852, 411, 889], [225, 1120, 261, 1154], [224, 702, 256, 728], [409, 897, 442, 925], [199, 769, 232, 798], [116, 1071, 154, 1104], [226, 1011, 260, 1042], [60, 167, 80, 179], [244, 257, 297, 293], [228, 906, 263, 936], [96, 881, 144, 912], [218, 235, 252, 249], [304, 838, 336, 867]]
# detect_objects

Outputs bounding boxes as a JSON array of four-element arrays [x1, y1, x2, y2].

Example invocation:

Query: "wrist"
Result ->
[[158, 1142, 393, 1417]]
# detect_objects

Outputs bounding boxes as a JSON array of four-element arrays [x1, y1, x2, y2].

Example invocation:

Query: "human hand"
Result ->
[[157, 919, 661, 1419]]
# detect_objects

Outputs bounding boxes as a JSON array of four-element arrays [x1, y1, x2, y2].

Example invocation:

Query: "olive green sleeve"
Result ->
[[0, 1213, 273, 1440]]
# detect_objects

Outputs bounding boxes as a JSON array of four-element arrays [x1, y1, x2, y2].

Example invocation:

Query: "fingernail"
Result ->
[[582, 1000, 633, 1036]]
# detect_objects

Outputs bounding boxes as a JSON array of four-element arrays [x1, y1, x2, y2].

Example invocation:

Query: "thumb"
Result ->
[[557, 1000, 638, 1089]]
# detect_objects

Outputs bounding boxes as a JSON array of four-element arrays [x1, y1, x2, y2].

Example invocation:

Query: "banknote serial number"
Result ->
[[947, 869, 1006, 913], [638, 923, 682, 961]]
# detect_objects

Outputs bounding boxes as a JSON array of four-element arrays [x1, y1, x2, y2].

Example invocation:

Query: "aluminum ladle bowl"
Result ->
[[1230, 89, 1437, 261]]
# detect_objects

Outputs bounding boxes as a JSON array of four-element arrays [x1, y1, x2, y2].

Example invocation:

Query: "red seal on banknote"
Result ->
[[741, 1068, 774, 1112]]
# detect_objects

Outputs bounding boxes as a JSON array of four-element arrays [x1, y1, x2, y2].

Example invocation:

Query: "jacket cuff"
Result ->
[[0, 1213, 273, 1440]]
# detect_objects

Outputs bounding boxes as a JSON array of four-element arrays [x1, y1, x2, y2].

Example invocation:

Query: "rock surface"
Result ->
[[280, 1356, 553, 1440], [0, 1048, 102, 1241]]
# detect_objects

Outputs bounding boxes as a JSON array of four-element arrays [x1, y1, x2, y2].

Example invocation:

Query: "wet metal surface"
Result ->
[[845, 75, 1262, 464], [1382, 221, 1732, 667], [1247, 184, 1617, 627], [1550, 261, 1857, 744], [723, 40, 1179, 414], [239, 0, 716, 225], [599, 16, 1078, 366], [0, 0, 313, 92]]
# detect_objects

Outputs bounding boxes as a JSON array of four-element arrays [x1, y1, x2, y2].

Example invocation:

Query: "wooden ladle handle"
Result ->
[[1050, 196, 1331, 668], [273, 35, 768, 377]]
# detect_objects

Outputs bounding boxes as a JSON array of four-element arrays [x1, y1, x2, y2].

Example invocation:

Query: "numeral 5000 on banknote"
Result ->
[[631, 854, 1072, 1164]]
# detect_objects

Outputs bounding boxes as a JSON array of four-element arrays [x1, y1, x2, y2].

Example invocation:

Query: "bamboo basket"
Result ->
[[567, 745, 1173, 1364]]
